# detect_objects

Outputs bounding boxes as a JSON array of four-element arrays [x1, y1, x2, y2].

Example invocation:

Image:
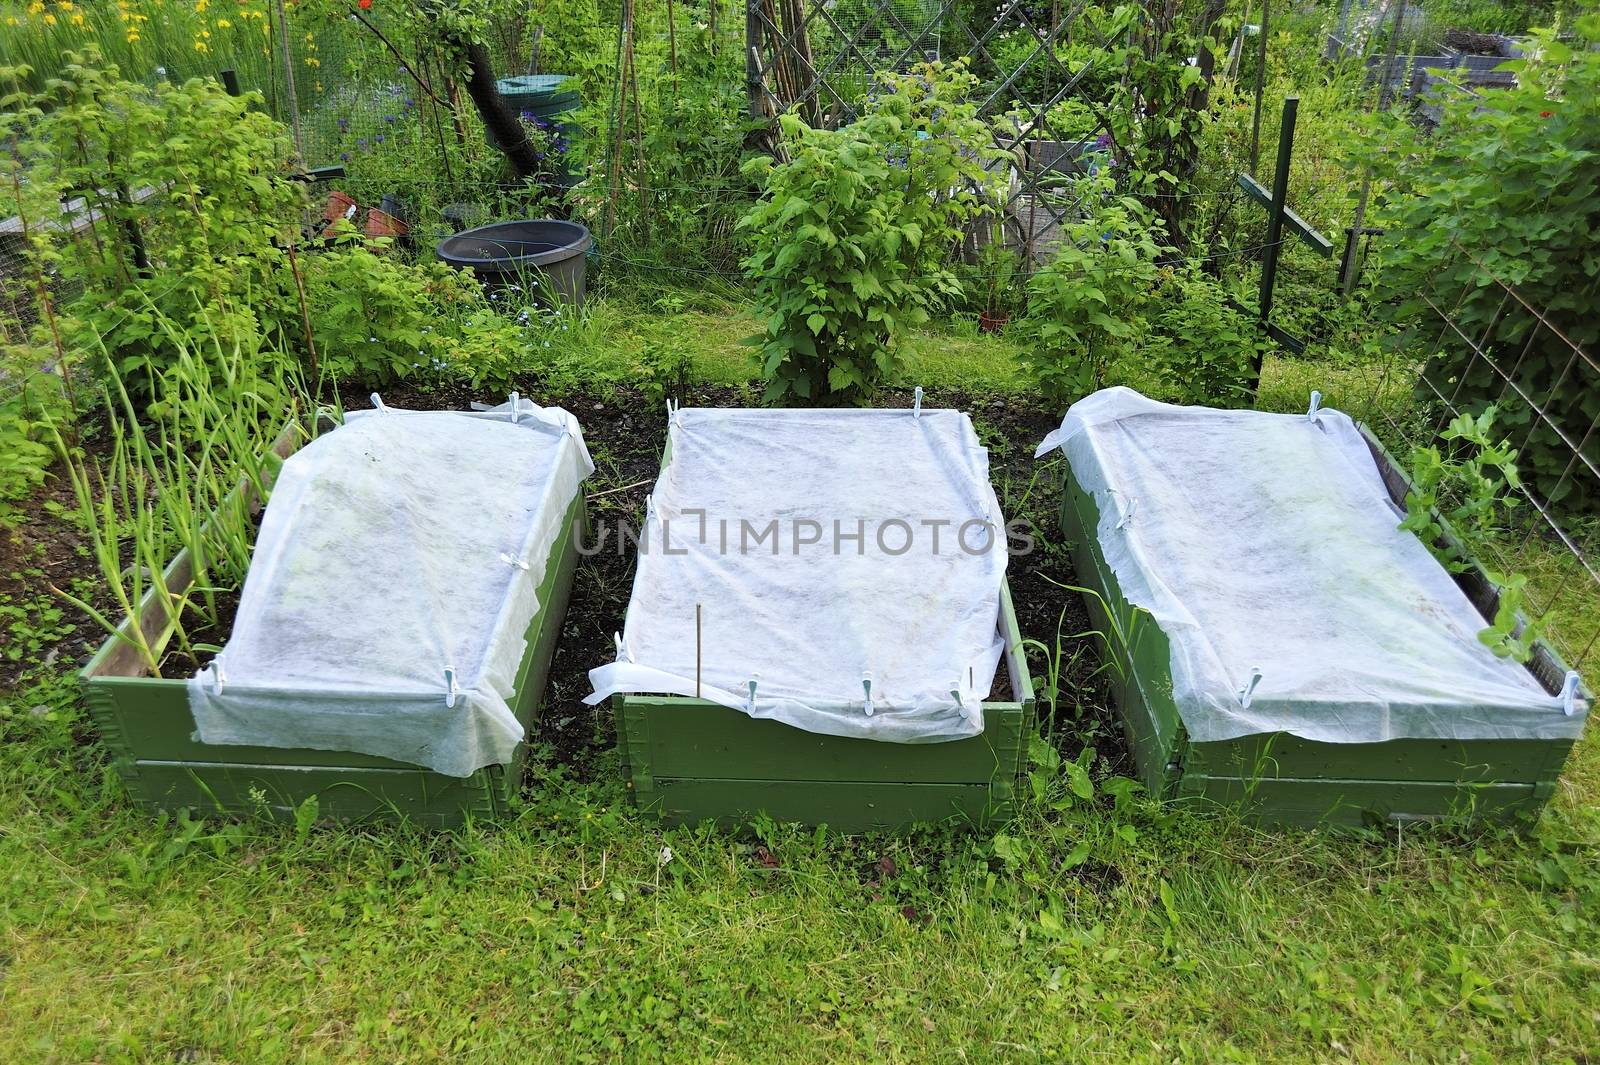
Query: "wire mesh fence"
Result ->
[[747, 0, 1141, 263], [1357, 240, 1600, 674]]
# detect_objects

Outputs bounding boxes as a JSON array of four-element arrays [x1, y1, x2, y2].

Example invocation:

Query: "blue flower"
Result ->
[[384, 114, 396, 123], [339, 151, 350, 161], [376, 134, 385, 143], [357, 138, 368, 150]]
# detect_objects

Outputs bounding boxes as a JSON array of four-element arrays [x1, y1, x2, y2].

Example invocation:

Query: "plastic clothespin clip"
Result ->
[[1237, 667, 1264, 710], [508, 391, 521, 424], [210, 655, 226, 696], [1116, 495, 1138, 531], [1306, 390, 1323, 422], [444, 667, 459, 710], [862, 673, 875, 718], [951, 682, 969, 720], [370, 392, 389, 414], [746, 675, 761, 714], [613, 632, 634, 663], [499, 552, 530, 571], [1559, 670, 1581, 716], [913, 386, 923, 419]]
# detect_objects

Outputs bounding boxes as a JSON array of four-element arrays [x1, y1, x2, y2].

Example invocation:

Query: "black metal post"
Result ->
[[1258, 96, 1296, 329], [220, 68, 241, 96]]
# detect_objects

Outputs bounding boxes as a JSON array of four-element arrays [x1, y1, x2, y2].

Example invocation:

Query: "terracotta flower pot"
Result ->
[[364, 208, 408, 241], [323, 189, 357, 224], [979, 311, 1009, 334]]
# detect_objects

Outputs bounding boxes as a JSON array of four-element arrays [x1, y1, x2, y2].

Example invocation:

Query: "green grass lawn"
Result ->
[[1, 303, 1596, 1062]]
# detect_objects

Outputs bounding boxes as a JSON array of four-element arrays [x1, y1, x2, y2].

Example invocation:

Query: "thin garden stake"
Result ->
[[285, 240, 319, 379], [696, 603, 702, 698], [271, 0, 305, 163], [668, 0, 679, 75], [1341, 0, 1405, 295], [1248, 0, 1269, 175]]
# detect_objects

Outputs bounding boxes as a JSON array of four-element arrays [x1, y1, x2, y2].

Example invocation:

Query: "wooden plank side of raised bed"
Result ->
[[1185, 733, 1575, 787], [1058, 471, 1184, 796], [128, 760, 503, 828], [1174, 774, 1548, 829], [645, 778, 1012, 833], [621, 698, 1027, 784], [491, 493, 587, 809]]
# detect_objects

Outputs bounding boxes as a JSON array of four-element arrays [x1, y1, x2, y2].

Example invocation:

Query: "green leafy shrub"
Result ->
[[300, 237, 525, 391], [1144, 266, 1267, 406], [1369, 18, 1600, 511], [1015, 182, 1168, 408], [739, 61, 1004, 405], [0, 379, 63, 525], [1, 53, 304, 390]]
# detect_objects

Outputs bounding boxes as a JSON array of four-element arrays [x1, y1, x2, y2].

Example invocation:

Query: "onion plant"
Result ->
[[48, 309, 315, 677]]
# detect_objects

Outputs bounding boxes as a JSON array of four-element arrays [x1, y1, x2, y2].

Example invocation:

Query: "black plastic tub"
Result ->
[[436, 220, 593, 309]]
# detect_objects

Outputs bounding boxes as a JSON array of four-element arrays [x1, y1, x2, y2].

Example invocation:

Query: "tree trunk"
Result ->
[[459, 39, 540, 180]]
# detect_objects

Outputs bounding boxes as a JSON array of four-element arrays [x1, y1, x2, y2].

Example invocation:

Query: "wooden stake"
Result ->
[[696, 604, 703, 699]]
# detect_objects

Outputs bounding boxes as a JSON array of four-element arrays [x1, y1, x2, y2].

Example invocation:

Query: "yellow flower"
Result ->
[[126, 31, 140, 41], [70, 12, 85, 25], [193, 39, 208, 51], [5, 16, 17, 26], [216, 17, 230, 27], [28, 2, 45, 14], [195, 0, 208, 11], [43, 12, 56, 24], [59, 0, 74, 10]]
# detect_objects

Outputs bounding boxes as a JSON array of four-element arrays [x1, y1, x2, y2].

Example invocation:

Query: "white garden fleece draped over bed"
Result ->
[[189, 397, 593, 777], [586, 406, 1009, 743], [1036, 387, 1587, 745]]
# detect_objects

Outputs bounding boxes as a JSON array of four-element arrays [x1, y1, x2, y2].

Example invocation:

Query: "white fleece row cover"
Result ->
[[189, 399, 593, 777], [586, 407, 1008, 743], [1035, 387, 1588, 745]]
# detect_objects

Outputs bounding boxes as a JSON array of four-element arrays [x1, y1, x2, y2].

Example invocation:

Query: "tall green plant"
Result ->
[[1368, 17, 1600, 512], [1015, 180, 1169, 408], [739, 61, 1005, 405], [50, 312, 310, 677], [2, 53, 305, 389]]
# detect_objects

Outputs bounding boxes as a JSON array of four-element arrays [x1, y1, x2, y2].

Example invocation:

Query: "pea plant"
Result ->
[[739, 61, 1005, 405], [1400, 406, 1547, 661]]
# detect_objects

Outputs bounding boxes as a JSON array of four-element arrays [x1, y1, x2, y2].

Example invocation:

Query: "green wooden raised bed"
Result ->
[[79, 425, 587, 829], [613, 583, 1034, 833], [1058, 424, 1586, 828], [606, 412, 1036, 834]]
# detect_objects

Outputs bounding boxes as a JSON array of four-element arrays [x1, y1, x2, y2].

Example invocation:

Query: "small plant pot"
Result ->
[[364, 208, 408, 243], [979, 311, 1009, 334], [323, 189, 357, 224]]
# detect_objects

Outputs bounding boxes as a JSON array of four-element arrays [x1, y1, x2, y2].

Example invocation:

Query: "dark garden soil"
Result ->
[[7, 379, 1125, 789]]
